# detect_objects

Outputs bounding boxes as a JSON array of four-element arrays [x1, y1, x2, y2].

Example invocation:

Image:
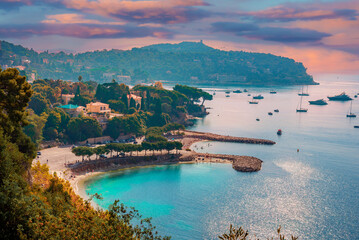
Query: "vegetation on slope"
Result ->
[[0, 40, 315, 85]]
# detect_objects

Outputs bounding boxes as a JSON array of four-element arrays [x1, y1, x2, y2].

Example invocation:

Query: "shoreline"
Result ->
[[39, 130, 274, 202], [71, 156, 233, 202]]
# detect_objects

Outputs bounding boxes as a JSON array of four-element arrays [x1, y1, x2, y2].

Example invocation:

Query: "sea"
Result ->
[[85, 74, 359, 239]]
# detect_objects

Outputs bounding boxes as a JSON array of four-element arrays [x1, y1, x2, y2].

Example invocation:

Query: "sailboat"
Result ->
[[296, 95, 308, 112], [298, 86, 309, 96], [346, 101, 356, 118]]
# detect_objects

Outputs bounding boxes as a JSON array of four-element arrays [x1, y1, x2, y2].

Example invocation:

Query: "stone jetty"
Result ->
[[180, 130, 275, 149]]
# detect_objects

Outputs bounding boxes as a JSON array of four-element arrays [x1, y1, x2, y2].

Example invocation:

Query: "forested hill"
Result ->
[[0, 40, 316, 85], [141, 41, 216, 53]]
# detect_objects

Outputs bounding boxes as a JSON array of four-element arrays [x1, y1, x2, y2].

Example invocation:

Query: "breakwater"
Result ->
[[69, 151, 262, 174], [183, 130, 275, 145]]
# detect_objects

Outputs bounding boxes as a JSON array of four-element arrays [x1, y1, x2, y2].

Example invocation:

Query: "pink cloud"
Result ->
[[42, 13, 126, 25], [242, 1, 359, 22], [62, 0, 210, 23]]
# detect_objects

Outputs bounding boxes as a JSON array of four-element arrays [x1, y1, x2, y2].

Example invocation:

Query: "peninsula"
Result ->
[[1, 40, 316, 86]]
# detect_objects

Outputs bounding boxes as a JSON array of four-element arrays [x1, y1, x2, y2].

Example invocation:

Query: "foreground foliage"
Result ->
[[219, 225, 298, 240], [0, 68, 169, 239]]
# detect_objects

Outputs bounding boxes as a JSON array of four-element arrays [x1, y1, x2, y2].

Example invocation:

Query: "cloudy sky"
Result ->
[[1, 0, 359, 75]]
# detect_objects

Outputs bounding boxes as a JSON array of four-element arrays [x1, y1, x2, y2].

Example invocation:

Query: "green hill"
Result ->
[[0, 40, 316, 85]]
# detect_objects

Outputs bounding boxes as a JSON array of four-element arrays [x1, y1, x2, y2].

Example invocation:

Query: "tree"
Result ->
[[129, 98, 136, 109], [45, 110, 61, 130], [69, 94, 91, 106], [174, 141, 183, 154], [43, 127, 58, 141], [94, 146, 106, 159], [67, 117, 102, 142], [146, 134, 167, 143], [28, 93, 50, 115], [108, 100, 126, 113], [0, 68, 36, 160], [218, 225, 298, 240], [72, 146, 94, 161], [23, 111, 46, 146]]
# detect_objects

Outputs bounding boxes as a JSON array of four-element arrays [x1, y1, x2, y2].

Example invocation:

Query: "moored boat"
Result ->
[[226, 95, 230, 98], [277, 129, 282, 135], [270, 90, 277, 94], [274, 109, 279, 112], [309, 99, 328, 105], [346, 101, 356, 118], [268, 112, 273, 115], [233, 89, 242, 93], [253, 95, 264, 100], [249, 101, 258, 104], [243, 89, 248, 92], [328, 92, 352, 101], [354, 126, 359, 128], [296, 95, 308, 112], [298, 86, 309, 96], [225, 91, 230, 94]]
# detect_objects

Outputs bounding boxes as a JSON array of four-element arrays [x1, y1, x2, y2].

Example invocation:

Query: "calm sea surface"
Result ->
[[85, 74, 359, 239]]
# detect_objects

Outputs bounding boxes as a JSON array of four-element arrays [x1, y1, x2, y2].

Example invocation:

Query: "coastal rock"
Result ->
[[232, 156, 262, 172]]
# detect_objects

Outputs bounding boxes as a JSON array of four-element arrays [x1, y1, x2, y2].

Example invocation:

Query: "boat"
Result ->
[[256, 118, 260, 121], [268, 112, 273, 115], [354, 126, 359, 128], [309, 99, 328, 105], [247, 94, 251, 96], [277, 129, 282, 135], [328, 92, 352, 101], [243, 89, 248, 92], [298, 86, 309, 96], [225, 91, 230, 94], [270, 90, 277, 94], [274, 109, 279, 112], [249, 101, 258, 104], [226, 95, 230, 98], [355, 95, 357, 98], [296, 95, 308, 112], [346, 101, 356, 118], [253, 95, 264, 100], [233, 89, 242, 93]]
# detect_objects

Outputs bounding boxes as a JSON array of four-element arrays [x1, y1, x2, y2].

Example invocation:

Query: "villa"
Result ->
[[86, 102, 111, 114]]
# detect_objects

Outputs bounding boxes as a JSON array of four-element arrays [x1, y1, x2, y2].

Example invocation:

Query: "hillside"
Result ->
[[0, 40, 316, 85]]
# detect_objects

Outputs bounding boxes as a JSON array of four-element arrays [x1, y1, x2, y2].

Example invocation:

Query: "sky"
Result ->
[[0, 0, 359, 75]]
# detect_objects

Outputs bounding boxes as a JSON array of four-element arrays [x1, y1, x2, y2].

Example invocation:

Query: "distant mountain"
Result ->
[[141, 41, 216, 53], [0, 40, 316, 85]]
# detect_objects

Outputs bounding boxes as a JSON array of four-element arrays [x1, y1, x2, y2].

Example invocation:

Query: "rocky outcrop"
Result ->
[[232, 156, 262, 172]]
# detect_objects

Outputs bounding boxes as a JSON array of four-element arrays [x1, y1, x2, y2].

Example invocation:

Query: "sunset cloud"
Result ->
[[42, 13, 126, 25], [0, 23, 174, 39], [61, 0, 211, 24], [243, 6, 358, 22], [211, 22, 331, 43]]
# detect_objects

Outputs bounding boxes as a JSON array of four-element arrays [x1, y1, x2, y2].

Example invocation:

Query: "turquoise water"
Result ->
[[86, 75, 359, 239]]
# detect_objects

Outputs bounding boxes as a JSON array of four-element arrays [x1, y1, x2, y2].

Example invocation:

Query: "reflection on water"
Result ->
[[87, 75, 359, 240]]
